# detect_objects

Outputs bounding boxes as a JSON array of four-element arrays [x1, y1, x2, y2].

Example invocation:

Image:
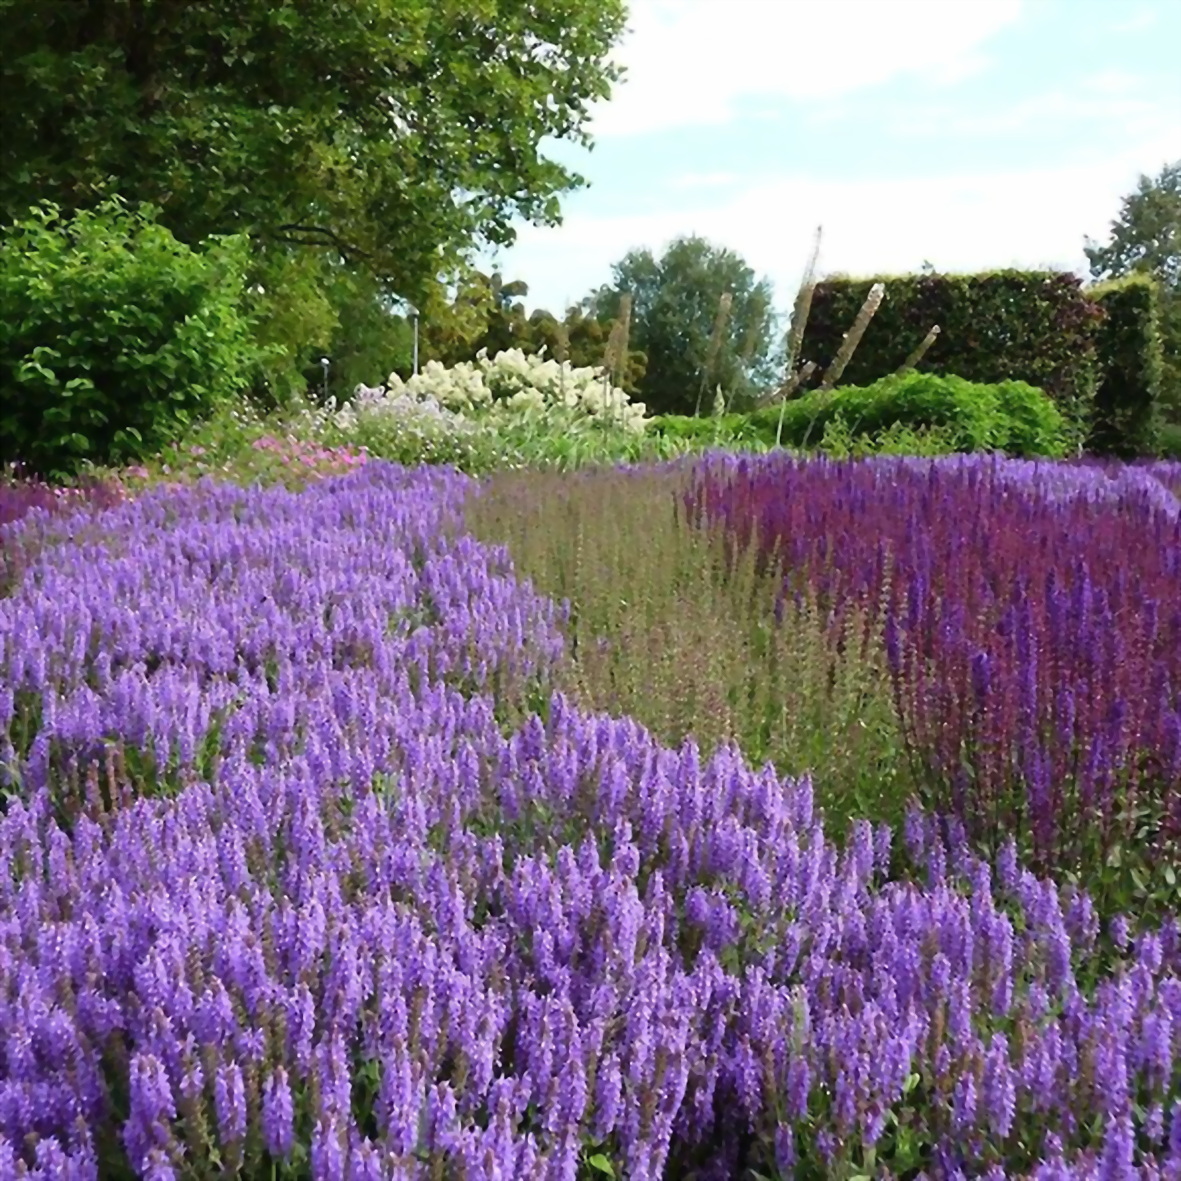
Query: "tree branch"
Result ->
[[264, 224, 374, 263]]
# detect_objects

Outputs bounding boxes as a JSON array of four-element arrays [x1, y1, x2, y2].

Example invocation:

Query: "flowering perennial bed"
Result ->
[[0, 463, 1178, 1179], [687, 453, 1181, 894]]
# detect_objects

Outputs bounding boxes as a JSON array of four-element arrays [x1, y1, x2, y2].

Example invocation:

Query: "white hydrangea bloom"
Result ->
[[356, 349, 648, 432]]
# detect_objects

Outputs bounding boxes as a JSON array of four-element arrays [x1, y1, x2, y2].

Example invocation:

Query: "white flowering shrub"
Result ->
[[376, 347, 649, 433], [292, 387, 487, 470]]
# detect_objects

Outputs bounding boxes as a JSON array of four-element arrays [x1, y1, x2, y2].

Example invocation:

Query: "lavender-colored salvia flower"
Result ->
[[213, 1059, 246, 1153], [1111, 914, 1132, 952], [124, 1052, 178, 1172], [0, 461, 1177, 1180], [262, 1066, 295, 1159]]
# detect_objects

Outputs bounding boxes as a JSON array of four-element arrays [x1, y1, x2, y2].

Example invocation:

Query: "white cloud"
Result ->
[[667, 171, 741, 191], [589, 0, 1024, 138], [1110, 7, 1158, 33], [879, 82, 1174, 142], [497, 137, 1181, 314]]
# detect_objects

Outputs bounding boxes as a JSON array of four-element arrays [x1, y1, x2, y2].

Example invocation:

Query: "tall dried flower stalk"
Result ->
[[895, 324, 941, 375], [738, 313, 761, 370], [695, 291, 733, 416], [615, 293, 633, 378], [778, 360, 819, 401], [784, 224, 823, 379], [770, 225, 823, 444], [555, 304, 570, 403], [818, 281, 886, 391], [601, 296, 632, 422]]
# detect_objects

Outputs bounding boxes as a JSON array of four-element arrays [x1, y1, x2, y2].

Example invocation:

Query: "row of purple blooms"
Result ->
[[685, 453, 1181, 882], [0, 462, 1178, 1179]]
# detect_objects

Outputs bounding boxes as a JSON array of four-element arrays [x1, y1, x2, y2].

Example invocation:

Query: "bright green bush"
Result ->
[[0, 198, 264, 478], [1158, 421, 1181, 459], [646, 413, 751, 443], [747, 372, 1070, 458], [817, 413, 962, 458], [990, 377, 1076, 457]]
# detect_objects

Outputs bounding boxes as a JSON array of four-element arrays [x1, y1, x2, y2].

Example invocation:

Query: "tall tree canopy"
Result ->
[[587, 236, 778, 416], [0, 0, 627, 311], [1084, 159, 1181, 415]]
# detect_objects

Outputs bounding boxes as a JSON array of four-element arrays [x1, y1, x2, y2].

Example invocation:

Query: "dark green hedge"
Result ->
[[1085, 274, 1166, 458]]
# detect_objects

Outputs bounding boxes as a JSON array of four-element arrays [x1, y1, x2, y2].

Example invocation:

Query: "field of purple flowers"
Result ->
[[687, 455, 1181, 916], [1, 459, 1180, 1179]]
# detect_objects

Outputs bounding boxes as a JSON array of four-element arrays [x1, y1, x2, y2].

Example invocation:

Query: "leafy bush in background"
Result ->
[[747, 372, 1070, 458], [647, 412, 755, 445], [816, 413, 962, 458], [1159, 421, 1181, 459], [0, 199, 264, 479], [990, 375, 1077, 456]]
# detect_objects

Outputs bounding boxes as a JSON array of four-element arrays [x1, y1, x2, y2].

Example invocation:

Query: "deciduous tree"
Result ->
[[587, 236, 778, 416], [0, 0, 626, 391]]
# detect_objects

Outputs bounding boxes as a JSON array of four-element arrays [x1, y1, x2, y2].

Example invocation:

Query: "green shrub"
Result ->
[[817, 413, 961, 458], [1158, 421, 1181, 459], [747, 372, 1070, 458], [990, 378, 1075, 456], [0, 198, 264, 478], [647, 413, 750, 443]]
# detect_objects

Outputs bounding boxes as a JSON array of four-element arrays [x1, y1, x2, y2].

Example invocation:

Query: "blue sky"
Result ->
[[483, 0, 1181, 322]]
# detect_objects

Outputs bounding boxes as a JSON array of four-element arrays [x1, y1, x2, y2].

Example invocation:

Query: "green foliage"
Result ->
[[646, 412, 758, 449], [799, 271, 1103, 446], [318, 271, 416, 403], [243, 248, 341, 410], [411, 273, 648, 396], [816, 413, 961, 459], [990, 377, 1077, 457], [0, 0, 627, 313], [649, 414, 736, 441], [0, 199, 263, 478], [748, 372, 1071, 458], [416, 267, 499, 370], [79, 394, 367, 493], [1158, 421, 1181, 458], [588, 236, 778, 416], [1085, 274, 1166, 458], [1084, 159, 1181, 421], [526, 303, 647, 395]]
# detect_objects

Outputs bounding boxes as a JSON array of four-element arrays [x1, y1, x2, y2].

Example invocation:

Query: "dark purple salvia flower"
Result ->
[[687, 454, 1181, 886]]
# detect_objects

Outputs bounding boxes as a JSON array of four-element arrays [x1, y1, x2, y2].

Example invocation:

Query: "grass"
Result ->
[[464, 463, 919, 841]]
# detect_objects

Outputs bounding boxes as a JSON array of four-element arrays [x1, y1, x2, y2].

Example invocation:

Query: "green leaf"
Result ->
[[586, 1153, 615, 1177]]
